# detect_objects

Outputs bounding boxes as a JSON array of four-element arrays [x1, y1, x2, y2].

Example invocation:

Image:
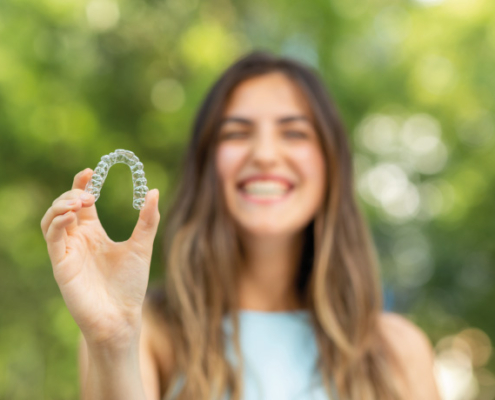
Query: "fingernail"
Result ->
[[66, 200, 77, 206], [80, 192, 92, 201]]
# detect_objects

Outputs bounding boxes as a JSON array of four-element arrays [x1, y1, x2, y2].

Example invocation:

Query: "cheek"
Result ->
[[216, 144, 247, 183], [292, 144, 326, 184]]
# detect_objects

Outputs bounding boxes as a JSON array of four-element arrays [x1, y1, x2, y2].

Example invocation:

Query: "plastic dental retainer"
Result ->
[[84, 149, 149, 210]]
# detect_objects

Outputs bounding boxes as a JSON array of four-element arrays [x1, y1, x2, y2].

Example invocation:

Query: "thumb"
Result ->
[[130, 189, 160, 250]]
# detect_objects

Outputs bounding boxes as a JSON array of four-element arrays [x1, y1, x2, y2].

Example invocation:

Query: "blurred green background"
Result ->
[[1, 0, 494, 398]]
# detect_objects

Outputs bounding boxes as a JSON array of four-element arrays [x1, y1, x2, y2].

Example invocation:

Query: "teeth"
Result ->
[[241, 181, 290, 196]]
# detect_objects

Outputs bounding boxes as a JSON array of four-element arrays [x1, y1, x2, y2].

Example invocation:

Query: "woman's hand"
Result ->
[[41, 168, 161, 348]]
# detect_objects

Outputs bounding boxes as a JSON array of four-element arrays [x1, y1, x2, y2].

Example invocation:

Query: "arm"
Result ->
[[78, 314, 162, 400], [42, 169, 162, 399], [379, 312, 442, 400]]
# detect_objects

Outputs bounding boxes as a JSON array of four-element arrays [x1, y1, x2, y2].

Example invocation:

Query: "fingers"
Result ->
[[42, 192, 95, 238], [72, 168, 93, 190], [42, 168, 99, 264], [51, 168, 94, 207], [41, 197, 83, 238], [51, 188, 84, 207], [70, 168, 99, 223], [45, 210, 77, 265], [72, 168, 98, 224], [42, 169, 97, 238], [130, 189, 161, 252]]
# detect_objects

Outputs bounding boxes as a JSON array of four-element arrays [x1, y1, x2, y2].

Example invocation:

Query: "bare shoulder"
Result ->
[[378, 312, 441, 400], [378, 312, 431, 350], [142, 295, 176, 395]]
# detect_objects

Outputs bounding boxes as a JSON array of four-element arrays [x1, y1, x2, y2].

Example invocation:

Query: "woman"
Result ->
[[41, 51, 441, 400]]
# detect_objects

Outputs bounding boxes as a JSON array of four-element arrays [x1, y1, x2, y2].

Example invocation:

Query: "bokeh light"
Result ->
[[434, 328, 493, 400], [151, 79, 186, 113], [86, 0, 120, 31]]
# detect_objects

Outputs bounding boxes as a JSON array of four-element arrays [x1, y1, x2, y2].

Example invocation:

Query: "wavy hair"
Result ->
[[147, 50, 406, 400]]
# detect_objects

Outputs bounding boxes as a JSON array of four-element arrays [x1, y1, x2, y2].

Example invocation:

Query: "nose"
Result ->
[[250, 124, 280, 167]]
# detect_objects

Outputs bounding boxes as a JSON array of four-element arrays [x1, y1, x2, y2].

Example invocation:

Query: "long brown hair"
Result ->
[[147, 50, 406, 400]]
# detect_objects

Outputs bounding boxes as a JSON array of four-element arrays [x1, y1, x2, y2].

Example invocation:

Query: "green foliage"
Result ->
[[1, 0, 494, 398]]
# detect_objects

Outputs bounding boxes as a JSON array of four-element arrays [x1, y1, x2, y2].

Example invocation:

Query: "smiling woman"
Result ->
[[42, 50, 440, 400], [142, 51, 441, 400]]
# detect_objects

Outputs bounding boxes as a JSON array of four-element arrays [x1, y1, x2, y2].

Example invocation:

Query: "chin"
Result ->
[[234, 219, 303, 238]]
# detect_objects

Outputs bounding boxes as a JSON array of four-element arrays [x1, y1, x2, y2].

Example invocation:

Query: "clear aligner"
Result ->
[[84, 149, 149, 210]]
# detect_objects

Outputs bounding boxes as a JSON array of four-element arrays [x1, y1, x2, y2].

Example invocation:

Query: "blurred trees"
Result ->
[[0, 0, 494, 398]]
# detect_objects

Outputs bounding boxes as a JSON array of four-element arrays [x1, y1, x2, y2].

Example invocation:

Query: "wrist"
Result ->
[[88, 338, 140, 364], [84, 319, 142, 358], [84, 335, 143, 400], [86, 331, 141, 368]]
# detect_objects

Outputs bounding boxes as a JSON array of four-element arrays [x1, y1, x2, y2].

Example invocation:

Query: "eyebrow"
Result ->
[[220, 115, 311, 126]]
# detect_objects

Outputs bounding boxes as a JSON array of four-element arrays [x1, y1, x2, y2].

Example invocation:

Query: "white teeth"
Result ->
[[241, 181, 290, 196]]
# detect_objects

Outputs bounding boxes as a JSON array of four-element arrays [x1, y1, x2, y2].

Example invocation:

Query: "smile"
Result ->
[[237, 185, 294, 204]]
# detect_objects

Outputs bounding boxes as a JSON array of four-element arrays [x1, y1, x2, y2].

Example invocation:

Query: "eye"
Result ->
[[220, 131, 248, 140], [284, 130, 307, 138]]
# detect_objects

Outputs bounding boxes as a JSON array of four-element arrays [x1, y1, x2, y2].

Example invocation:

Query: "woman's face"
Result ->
[[215, 72, 326, 238]]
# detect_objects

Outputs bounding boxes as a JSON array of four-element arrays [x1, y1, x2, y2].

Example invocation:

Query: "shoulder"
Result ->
[[377, 311, 434, 367], [377, 312, 441, 400], [378, 312, 431, 352]]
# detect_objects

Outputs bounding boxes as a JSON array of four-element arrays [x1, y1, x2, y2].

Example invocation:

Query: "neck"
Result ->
[[236, 231, 305, 312]]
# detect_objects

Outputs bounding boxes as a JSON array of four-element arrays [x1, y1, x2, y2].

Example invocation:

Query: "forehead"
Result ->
[[222, 72, 313, 120]]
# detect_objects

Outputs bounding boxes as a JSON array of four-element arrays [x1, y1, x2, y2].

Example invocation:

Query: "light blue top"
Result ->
[[169, 310, 338, 400]]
